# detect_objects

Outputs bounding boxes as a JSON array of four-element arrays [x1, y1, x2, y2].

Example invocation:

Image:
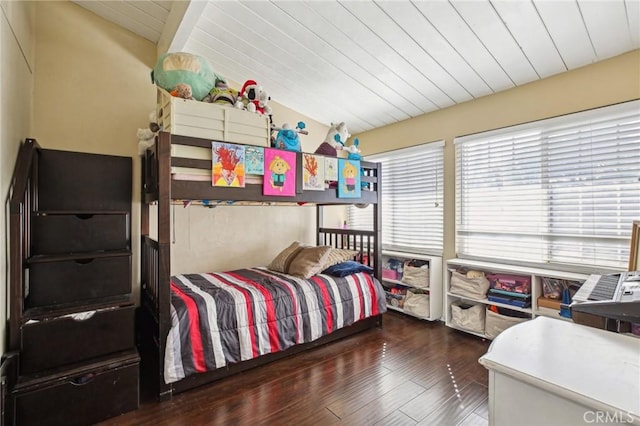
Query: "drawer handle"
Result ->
[[75, 214, 94, 220], [75, 258, 95, 265], [70, 373, 95, 386]]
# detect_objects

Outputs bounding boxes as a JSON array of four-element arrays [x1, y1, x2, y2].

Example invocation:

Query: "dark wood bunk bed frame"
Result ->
[[139, 131, 382, 400]]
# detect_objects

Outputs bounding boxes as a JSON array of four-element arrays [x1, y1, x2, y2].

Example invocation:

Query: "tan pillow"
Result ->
[[323, 248, 359, 269], [268, 241, 304, 273], [288, 246, 332, 279]]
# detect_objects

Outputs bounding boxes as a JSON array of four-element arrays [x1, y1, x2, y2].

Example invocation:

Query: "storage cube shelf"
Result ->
[[156, 87, 270, 146], [381, 250, 442, 321], [445, 258, 588, 339]]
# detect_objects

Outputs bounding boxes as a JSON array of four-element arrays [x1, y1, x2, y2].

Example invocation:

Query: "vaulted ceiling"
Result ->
[[74, 0, 640, 134]]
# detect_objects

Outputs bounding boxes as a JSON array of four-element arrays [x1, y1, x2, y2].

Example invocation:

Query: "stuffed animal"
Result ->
[[235, 80, 261, 112], [137, 111, 161, 154], [273, 122, 303, 151], [314, 122, 350, 157], [344, 137, 362, 161], [257, 88, 272, 116], [170, 83, 194, 100], [151, 52, 224, 101], [202, 80, 238, 105]]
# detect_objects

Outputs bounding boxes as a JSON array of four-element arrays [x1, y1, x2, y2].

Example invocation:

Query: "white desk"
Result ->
[[479, 317, 640, 426]]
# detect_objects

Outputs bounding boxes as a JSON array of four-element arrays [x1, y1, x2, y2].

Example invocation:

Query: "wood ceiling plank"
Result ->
[[412, 0, 514, 93], [274, 1, 430, 118], [207, 0, 397, 129], [377, 0, 493, 99], [73, 1, 161, 42], [579, 0, 635, 59], [307, 1, 455, 110], [626, 0, 640, 46], [533, 0, 596, 69], [490, 0, 567, 78], [451, 0, 539, 85], [129, 0, 171, 23], [343, 1, 472, 104]]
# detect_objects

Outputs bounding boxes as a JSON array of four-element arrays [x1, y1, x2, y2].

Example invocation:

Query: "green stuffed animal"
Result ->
[[151, 52, 225, 102]]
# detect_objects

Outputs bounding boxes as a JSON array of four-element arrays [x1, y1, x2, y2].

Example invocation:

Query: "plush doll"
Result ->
[[235, 80, 261, 112], [273, 123, 302, 151], [314, 122, 350, 157], [170, 83, 194, 100], [257, 88, 272, 116], [151, 52, 224, 101], [202, 80, 238, 105], [344, 137, 362, 161], [137, 111, 161, 154]]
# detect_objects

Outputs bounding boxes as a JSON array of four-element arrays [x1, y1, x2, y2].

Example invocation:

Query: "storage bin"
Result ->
[[487, 273, 531, 294], [403, 290, 430, 318], [32, 213, 129, 255], [450, 301, 485, 333], [382, 269, 398, 280], [450, 271, 490, 299], [20, 306, 135, 374], [484, 306, 529, 339], [157, 87, 270, 146], [402, 260, 429, 288], [14, 352, 139, 426], [27, 254, 131, 309]]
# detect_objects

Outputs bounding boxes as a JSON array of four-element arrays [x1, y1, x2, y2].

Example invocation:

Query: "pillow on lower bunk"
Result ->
[[287, 245, 332, 279], [322, 248, 359, 269], [322, 260, 373, 277], [268, 241, 303, 273]]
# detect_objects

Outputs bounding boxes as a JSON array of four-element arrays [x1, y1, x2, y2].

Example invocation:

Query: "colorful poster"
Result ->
[[212, 142, 245, 187], [263, 148, 296, 196], [338, 159, 361, 198], [302, 153, 325, 191], [325, 157, 338, 181], [245, 146, 264, 175]]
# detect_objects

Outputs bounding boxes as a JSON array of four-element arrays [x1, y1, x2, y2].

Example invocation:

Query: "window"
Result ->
[[349, 141, 444, 255], [455, 100, 640, 270]]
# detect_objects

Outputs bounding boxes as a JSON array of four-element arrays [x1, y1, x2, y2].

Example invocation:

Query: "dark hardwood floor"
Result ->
[[100, 311, 491, 426]]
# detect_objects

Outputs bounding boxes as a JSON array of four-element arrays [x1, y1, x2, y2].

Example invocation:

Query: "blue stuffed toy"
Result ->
[[274, 121, 306, 152]]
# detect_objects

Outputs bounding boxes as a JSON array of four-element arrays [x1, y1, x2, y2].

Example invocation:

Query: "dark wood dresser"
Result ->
[[7, 142, 139, 425]]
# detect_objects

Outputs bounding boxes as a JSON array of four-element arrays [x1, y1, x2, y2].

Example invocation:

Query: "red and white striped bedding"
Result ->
[[164, 267, 386, 384]]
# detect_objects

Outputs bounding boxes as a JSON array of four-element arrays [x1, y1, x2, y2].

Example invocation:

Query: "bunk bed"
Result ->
[[139, 131, 384, 400]]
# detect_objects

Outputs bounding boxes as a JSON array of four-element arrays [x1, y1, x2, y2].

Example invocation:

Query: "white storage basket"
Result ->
[[450, 271, 490, 299], [450, 302, 485, 333], [403, 290, 430, 318], [484, 308, 529, 339]]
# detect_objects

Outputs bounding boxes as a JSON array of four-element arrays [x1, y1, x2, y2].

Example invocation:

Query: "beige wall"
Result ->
[[1, 1, 35, 355], [31, 2, 333, 283], [357, 49, 640, 262]]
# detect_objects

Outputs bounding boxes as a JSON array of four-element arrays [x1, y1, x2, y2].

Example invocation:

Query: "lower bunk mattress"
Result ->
[[165, 267, 386, 383]]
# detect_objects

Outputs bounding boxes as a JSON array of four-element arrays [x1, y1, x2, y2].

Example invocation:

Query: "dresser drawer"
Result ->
[[14, 354, 139, 426], [21, 306, 135, 375], [37, 149, 132, 212], [27, 254, 131, 309], [32, 213, 129, 255]]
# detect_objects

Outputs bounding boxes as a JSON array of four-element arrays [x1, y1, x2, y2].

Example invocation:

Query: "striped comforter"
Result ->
[[164, 267, 387, 383]]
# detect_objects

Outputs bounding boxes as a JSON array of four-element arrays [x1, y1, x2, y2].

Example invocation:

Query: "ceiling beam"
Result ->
[[157, 0, 207, 56]]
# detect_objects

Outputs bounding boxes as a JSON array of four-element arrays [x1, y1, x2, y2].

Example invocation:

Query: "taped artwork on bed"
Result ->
[[338, 158, 361, 198], [245, 146, 264, 176], [263, 148, 296, 196], [303, 153, 325, 191], [212, 142, 245, 187]]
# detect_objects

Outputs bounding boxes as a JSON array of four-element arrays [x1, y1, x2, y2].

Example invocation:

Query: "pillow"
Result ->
[[322, 260, 373, 277], [322, 248, 359, 269], [287, 246, 332, 279], [268, 241, 303, 273]]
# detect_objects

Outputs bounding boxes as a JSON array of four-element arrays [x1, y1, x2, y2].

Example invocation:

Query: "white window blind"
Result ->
[[455, 100, 640, 270], [349, 141, 444, 255]]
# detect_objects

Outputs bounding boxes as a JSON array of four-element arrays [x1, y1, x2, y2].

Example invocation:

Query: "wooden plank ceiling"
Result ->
[[74, 0, 640, 134]]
